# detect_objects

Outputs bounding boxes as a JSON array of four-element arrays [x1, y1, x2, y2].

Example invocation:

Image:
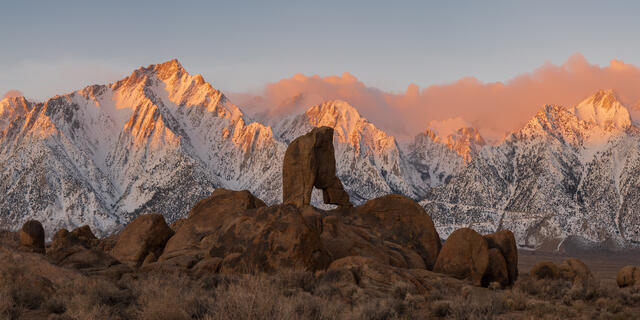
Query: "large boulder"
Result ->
[[111, 213, 174, 268], [482, 248, 509, 288], [207, 204, 331, 273], [319, 194, 441, 270], [19, 220, 45, 254], [484, 230, 518, 285], [433, 228, 489, 286], [282, 126, 351, 208], [616, 265, 640, 288], [159, 189, 330, 273], [160, 188, 266, 260]]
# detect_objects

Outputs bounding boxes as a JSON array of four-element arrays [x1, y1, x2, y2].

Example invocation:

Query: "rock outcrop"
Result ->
[[159, 189, 330, 273], [318, 194, 441, 270], [19, 220, 45, 254], [48, 226, 120, 271], [282, 126, 351, 207], [433, 228, 489, 286], [616, 265, 640, 288], [484, 230, 518, 285], [111, 213, 174, 268]]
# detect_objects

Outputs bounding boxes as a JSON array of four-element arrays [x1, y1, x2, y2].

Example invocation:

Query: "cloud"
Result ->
[[2, 89, 23, 99], [231, 53, 640, 141]]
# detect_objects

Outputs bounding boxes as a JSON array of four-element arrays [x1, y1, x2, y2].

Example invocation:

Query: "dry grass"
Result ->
[[2, 254, 640, 320]]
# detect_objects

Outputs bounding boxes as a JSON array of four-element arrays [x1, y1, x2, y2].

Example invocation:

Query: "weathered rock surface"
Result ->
[[160, 189, 330, 273], [20, 220, 45, 254], [434, 228, 489, 286], [319, 194, 441, 269], [616, 265, 640, 288], [111, 213, 174, 268], [558, 258, 593, 283], [482, 248, 509, 288], [282, 126, 351, 207], [47, 227, 120, 270], [160, 188, 267, 260], [530, 261, 560, 280], [327, 255, 460, 298], [484, 230, 518, 285]]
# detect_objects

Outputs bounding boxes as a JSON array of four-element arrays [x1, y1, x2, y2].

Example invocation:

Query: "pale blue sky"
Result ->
[[1, 0, 639, 100]]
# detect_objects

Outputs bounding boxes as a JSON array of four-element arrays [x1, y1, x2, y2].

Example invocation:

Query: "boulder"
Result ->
[[616, 265, 640, 288], [69, 225, 98, 247], [558, 258, 592, 283], [484, 230, 518, 285], [530, 261, 560, 280], [482, 248, 509, 288], [282, 126, 351, 208], [47, 228, 119, 270], [320, 194, 441, 270], [206, 204, 331, 273], [434, 228, 489, 286], [160, 189, 266, 260], [19, 220, 45, 254], [111, 213, 174, 268]]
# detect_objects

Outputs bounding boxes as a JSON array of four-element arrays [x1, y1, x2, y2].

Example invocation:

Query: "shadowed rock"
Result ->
[[484, 230, 518, 285], [160, 188, 267, 260], [482, 248, 509, 288], [159, 189, 330, 273], [317, 194, 441, 270], [111, 213, 174, 268], [433, 228, 488, 286], [20, 220, 45, 254], [617, 265, 640, 288], [282, 126, 351, 208], [48, 227, 119, 270]]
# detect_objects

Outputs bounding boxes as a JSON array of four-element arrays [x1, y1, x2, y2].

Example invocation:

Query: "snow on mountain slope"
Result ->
[[422, 91, 640, 249], [273, 100, 426, 203], [0, 60, 284, 236], [404, 127, 485, 187]]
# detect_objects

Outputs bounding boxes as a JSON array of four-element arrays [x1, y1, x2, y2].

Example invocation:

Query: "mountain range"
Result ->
[[1, 60, 638, 250]]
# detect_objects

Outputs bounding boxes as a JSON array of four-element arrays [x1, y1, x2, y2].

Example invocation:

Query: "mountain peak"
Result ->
[[574, 89, 630, 129]]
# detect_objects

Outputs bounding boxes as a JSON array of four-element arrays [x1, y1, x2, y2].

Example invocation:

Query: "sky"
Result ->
[[2, 0, 640, 139]]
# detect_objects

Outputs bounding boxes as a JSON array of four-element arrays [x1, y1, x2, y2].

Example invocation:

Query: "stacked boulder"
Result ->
[[433, 228, 518, 288]]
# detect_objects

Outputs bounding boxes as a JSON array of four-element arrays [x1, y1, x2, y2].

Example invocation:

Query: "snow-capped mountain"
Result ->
[[422, 90, 640, 249], [0, 60, 284, 236], [2, 60, 639, 250]]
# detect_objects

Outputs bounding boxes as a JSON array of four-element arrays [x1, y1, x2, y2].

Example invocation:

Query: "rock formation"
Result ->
[[317, 194, 441, 270], [433, 228, 489, 286], [282, 126, 351, 207], [19, 220, 45, 254], [484, 230, 518, 285], [616, 265, 640, 288], [111, 213, 174, 268]]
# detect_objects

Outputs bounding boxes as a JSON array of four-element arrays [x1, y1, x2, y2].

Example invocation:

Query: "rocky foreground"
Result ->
[[1, 127, 640, 319]]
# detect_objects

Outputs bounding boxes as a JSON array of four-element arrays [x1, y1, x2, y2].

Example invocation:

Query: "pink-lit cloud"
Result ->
[[2, 89, 23, 99], [232, 54, 640, 141]]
